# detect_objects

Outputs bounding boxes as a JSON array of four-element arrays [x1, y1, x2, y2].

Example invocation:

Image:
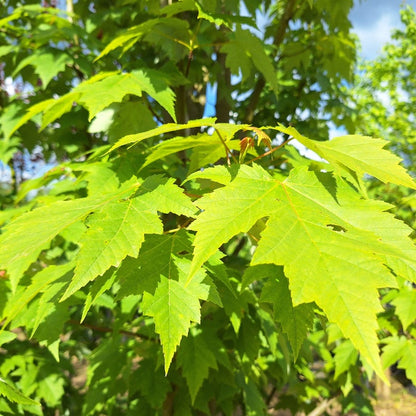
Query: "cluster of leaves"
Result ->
[[1, 1, 416, 415]]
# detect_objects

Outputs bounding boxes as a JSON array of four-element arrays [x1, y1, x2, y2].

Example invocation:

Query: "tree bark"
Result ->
[[215, 52, 231, 122]]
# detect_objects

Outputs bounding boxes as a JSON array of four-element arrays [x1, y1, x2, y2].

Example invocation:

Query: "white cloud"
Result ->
[[4, 77, 16, 95], [353, 13, 396, 59]]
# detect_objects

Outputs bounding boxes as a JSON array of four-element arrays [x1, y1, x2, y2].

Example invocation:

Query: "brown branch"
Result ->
[[244, 0, 299, 123], [215, 51, 231, 122], [245, 78, 266, 124], [306, 398, 338, 416], [231, 236, 247, 258], [68, 319, 150, 340]]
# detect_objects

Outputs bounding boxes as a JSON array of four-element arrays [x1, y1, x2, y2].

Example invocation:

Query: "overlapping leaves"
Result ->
[[0, 173, 195, 296]]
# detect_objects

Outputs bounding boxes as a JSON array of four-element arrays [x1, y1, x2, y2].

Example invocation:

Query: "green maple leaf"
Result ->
[[7, 98, 57, 138], [275, 125, 416, 190], [397, 341, 416, 385], [81, 269, 117, 322], [0, 178, 140, 290], [141, 256, 211, 373], [0, 378, 39, 406], [0, 331, 17, 347], [0, 196, 108, 290], [1, 263, 74, 327], [221, 28, 278, 95], [74, 70, 176, 121], [260, 269, 315, 359], [96, 18, 188, 61], [333, 340, 358, 380], [391, 287, 416, 330], [132, 359, 171, 408], [62, 199, 162, 300], [95, 19, 161, 60], [109, 117, 217, 152], [187, 164, 279, 279], [12, 48, 72, 87], [382, 337, 416, 385], [9, 69, 176, 135], [194, 1, 257, 28], [144, 130, 243, 172], [0, 174, 194, 296], [176, 328, 218, 403], [116, 230, 193, 299], [187, 164, 416, 378]]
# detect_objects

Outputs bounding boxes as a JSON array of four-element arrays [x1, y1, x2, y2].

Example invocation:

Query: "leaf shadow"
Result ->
[[310, 167, 339, 205]]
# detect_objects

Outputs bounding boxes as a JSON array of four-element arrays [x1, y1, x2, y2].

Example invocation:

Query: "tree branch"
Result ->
[[245, 137, 293, 164], [244, 0, 299, 123], [215, 51, 232, 122], [68, 319, 150, 340]]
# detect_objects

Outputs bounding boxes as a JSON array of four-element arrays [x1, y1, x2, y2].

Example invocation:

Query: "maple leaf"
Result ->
[[274, 124, 416, 190], [176, 328, 218, 403], [0, 378, 40, 407], [391, 287, 416, 330], [116, 230, 194, 299], [144, 132, 242, 172], [333, 340, 358, 380], [239, 136, 256, 163], [260, 269, 315, 359], [221, 27, 279, 96], [141, 256, 211, 373], [1, 263, 74, 335], [382, 336, 416, 385], [12, 48, 72, 87], [109, 117, 217, 152], [8, 69, 177, 135], [186, 164, 416, 378], [0, 195, 108, 290]]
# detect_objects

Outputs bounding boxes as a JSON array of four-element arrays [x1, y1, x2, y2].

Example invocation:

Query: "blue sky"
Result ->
[[351, 0, 416, 59]]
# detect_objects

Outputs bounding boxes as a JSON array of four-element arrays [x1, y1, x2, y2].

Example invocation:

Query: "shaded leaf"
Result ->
[[62, 176, 195, 300], [333, 340, 358, 380], [260, 270, 315, 359], [391, 287, 416, 330], [176, 328, 218, 403], [12, 48, 72, 87], [221, 28, 278, 95], [116, 230, 193, 298], [0, 378, 39, 406], [141, 256, 211, 372]]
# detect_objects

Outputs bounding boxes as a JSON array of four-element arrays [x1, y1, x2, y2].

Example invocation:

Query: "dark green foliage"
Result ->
[[1, 1, 416, 415]]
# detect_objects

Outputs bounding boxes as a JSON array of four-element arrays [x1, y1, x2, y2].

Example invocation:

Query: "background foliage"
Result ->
[[1, 1, 416, 415]]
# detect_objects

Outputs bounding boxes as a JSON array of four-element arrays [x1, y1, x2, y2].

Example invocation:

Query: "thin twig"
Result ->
[[245, 137, 293, 164], [185, 20, 202, 78], [68, 319, 149, 340], [215, 128, 237, 165], [306, 398, 337, 416], [143, 95, 165, 125], [163, 217, 194, 234]]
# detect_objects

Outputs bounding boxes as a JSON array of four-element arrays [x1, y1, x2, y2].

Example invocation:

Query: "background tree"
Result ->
[[344, 5, 416, 397], [0, 1, 416, 415]]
